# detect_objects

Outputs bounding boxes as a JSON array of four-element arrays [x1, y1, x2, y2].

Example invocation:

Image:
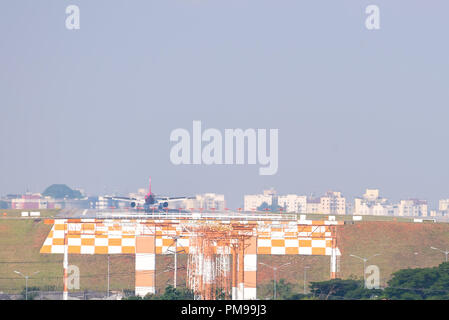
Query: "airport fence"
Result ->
[[0, 290, 128, 300]]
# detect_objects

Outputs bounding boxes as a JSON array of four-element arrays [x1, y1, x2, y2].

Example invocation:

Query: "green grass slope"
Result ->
[[1, 219, 449, 297]]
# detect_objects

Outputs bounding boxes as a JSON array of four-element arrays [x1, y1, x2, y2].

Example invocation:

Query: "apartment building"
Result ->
[[320, 191, 346, 215], [174, 193, 226, 211], [11, 193, 56, 210], [354, 189, 396, 216], [277, 194, 307, 213], [244, 190, 346, 214], [439, 199, 449, 212], [398, 199, 428, 217], [244, 189, 276, 211]]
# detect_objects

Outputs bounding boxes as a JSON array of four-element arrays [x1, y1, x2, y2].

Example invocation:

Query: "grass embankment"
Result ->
[[2, 219, 449, 297], [0, 218, 135, 294], [257, 221, 449, 298]]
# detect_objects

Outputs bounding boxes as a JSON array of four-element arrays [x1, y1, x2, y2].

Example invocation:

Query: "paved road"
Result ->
[[56, 209, 99, 219]]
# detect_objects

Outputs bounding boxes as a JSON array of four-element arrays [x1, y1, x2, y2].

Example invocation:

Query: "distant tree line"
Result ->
[[122, 263, 449, 300], [42, 184, 82, 199], [257, 196, 285, 212], [383, 262, 449, 299], [265, 262, 449, 300], [123, 285, 194, 300]]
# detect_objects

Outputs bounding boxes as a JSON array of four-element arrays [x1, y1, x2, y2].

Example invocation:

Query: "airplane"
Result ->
[[104, 177, 195, 213]]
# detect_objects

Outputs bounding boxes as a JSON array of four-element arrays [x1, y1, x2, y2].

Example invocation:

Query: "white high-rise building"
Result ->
[[306, 198, 321, 214], [439, 199, 449, 212], [398, 199, 428, 217], [173, 193, 225, 211], [354, 189, 429, 217], [277, 195, 307, 213], [430, 210, 438, 217], [320, 191, 346, 215], [244, 193, 273, 211], [363, 189, 380, 201], [244, 190, 345, 214], [196, 193, 225, 211], [354, 189, 395, 216]]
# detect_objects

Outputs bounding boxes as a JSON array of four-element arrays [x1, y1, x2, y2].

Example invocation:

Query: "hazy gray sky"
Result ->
[[1, 1, 448, 208]]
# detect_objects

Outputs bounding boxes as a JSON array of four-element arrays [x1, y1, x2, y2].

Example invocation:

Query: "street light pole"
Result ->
[[259, 262, 291, 300], [14, 270, 39, 300], [304, 266, 310, 294], [174, 238, 178, 288], [349, 254, 381, 288], [107, 254, 110, 298], [360, 257, 367, 287], [414, 252, 419, 268], [430, 247, 449, 262]]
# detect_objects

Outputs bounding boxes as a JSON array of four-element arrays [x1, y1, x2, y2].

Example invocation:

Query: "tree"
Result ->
[[259, 279, 295, 300], [0, 200, 8, 209], [274, 279, 294, 299], [309, 279, 382, 300], [123, 285, 194, 300], [20, 286, 40, 300], [257, 201, 284, 213], [157, 285, 194, 300], [384, 262, 449, 300], [42, 184, 82, 199]]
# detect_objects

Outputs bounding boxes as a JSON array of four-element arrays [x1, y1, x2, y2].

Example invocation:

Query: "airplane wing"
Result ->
[[157, 196, 196, 202], [104, 196, 138, 202]]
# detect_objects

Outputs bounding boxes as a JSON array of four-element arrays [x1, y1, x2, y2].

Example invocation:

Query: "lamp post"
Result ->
[[14, 270, 39, 300], [166, 236, 185, 289], [430, 247, 449, 262], [349, 254, 381, 288], [413, 252, 419, 268], [174, 241, 177, 288], [259, 262, 291, 299], [107, 254, 110, 298], [303, 266, 310, 294]]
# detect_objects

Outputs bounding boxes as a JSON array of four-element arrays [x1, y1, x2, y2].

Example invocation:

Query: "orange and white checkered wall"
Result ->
[[40, 219, 341, 256], [40, 218, 341, 298]]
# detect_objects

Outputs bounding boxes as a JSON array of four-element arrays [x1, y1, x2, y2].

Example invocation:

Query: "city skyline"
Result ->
[[4, 183, 449, 215]]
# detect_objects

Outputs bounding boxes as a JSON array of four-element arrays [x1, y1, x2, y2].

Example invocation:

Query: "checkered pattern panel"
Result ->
[[40, 219, 342, 256]]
